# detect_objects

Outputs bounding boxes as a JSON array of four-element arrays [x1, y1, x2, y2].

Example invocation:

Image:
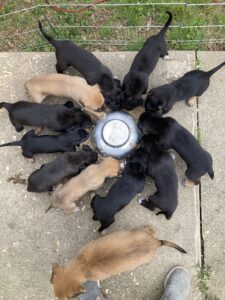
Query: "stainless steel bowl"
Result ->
[[93, 111, 139, 158]]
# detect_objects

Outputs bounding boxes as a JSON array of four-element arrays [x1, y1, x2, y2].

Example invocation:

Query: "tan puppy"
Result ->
[[51, 226, 187, 300], [25, 73, 104, 111], [49, 157, 120, 212]]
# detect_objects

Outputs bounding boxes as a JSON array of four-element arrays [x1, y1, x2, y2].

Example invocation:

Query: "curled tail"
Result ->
[[0, 140, 22, 147], [38, 20, 57, 47], [0, 102, 12, 111], [159, 11, 173, 36], [160, 240, 187, 254], [207, 61, 225, 77]]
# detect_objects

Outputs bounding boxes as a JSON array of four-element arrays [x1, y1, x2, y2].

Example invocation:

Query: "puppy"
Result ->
[[51, 226, 186, 300], [121, 11, 172, 110], [139, 134, 178, 219], [49, 157, 120, 212], [27, 145, 98, 192], [38, 21, 121, 105], [91, 148, 148, 232], [145, 61, 225, 114], [138, 113, 214, 186], [0, 101, 92, 132], [0, 128, 88, 158], [25, 73, 104, 111]]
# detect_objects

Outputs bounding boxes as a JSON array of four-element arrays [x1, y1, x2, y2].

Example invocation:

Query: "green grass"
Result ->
[[195, 265, 220, 300], [0, 1, 225, 51]]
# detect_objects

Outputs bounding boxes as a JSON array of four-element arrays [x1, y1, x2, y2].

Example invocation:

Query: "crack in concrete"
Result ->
[[195, 48, 205, 267]]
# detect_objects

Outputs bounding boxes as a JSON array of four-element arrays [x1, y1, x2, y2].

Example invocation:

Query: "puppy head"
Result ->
[[104, 86, 123, 111], [51, 264, 86, 300], [145, 90, 164, 115], [102, 157, 120, 177], [138, 112, 161, 134], [121, 94, 144, 111]]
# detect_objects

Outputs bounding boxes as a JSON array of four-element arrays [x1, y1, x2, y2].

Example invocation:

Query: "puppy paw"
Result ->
[[163, 55, 170, 60], [182, 179, 196, 188], [25, 157, 35, 164], [137, 196, 145, 204], [186, 97, 196, 107]]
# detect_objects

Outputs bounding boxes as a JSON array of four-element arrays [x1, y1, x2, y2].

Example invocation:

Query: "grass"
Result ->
[[195, 265, 220, 300], [0, 1, 225, 51]]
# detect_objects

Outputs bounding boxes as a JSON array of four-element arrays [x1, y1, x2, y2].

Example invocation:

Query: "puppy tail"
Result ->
[[160, 240, 187, 254], [38, 20, 57, 47], [207, 61, 225, 77], [207, 168, 214, 180], [0, 140, 22, 147], [0, 102, 12, 111], [159, 11, 173, 36]]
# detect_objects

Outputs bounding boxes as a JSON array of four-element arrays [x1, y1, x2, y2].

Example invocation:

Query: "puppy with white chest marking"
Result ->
[[121, 11, 172, 110], [25, 73, 104, 112], [51, 226, 186, 300], [145, 61, 225, 114], [139, 134, 178, 219], [138, 113, 214, 186], [49, 157, 120, 212]]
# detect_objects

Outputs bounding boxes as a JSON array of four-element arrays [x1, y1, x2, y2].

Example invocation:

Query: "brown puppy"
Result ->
[[49, 157, 120, 212], [25, 73, 104, 111], [51, 226, 186, 300]]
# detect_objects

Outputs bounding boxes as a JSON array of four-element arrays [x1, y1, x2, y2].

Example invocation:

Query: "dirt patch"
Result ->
[[7, 173, 26, 185]]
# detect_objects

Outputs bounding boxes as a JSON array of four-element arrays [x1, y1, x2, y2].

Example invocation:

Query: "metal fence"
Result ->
[[0, 1, 225, 52]]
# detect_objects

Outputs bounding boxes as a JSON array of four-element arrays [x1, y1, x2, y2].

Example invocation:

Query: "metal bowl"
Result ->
[[93, 111, 139, 158]]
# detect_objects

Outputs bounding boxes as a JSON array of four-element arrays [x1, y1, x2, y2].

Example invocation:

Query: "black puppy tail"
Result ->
[[206, 61, 225, 77], [38, 20, 57, 47], [160, 240, 187, 254], [159, 11, 173, 36], [207, 168, 214, 180], [0, 140, 22, 147], [0, 102, 12, 111]]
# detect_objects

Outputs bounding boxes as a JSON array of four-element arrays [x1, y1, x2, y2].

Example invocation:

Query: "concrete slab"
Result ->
[[197, 51, 225, 299], [0, 52, 200, 300]]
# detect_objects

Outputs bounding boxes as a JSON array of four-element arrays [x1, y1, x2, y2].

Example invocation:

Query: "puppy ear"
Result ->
[[50, 263, 60, 283]]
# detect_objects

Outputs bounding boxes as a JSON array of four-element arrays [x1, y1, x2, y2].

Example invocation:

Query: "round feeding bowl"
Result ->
[[93, 111, 138, 158]]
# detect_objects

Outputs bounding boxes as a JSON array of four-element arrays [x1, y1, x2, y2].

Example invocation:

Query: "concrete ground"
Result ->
[[0, 51, 224, 300]]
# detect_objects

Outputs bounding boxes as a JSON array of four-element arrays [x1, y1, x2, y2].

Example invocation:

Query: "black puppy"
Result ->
[[0, 128, 88, 158], [0, 101, 92, 132], [145, 61, 225, 114], [27, 145, 98, 192], [91, 147, 148, 232], [139, 134, 178, 219], [121, 11, 172, 110], [138, 113, 214, 186], [38, 21, 121, 108]]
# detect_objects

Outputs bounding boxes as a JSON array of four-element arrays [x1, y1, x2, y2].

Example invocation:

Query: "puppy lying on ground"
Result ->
[[139, 134, 178, 219], [51, 226, 186, 300], [138, 113, 214, 186], [0, 101, 92, 132], [91, 148, 148, 232], [145, 61, 225, 114], [0, 128, 88, 159], [121, 11, 172, 110], [25, 73, 104, 112], [38, 21, 121, 109], [27, 145, 98, 192], [48, 157, 120, 212]]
